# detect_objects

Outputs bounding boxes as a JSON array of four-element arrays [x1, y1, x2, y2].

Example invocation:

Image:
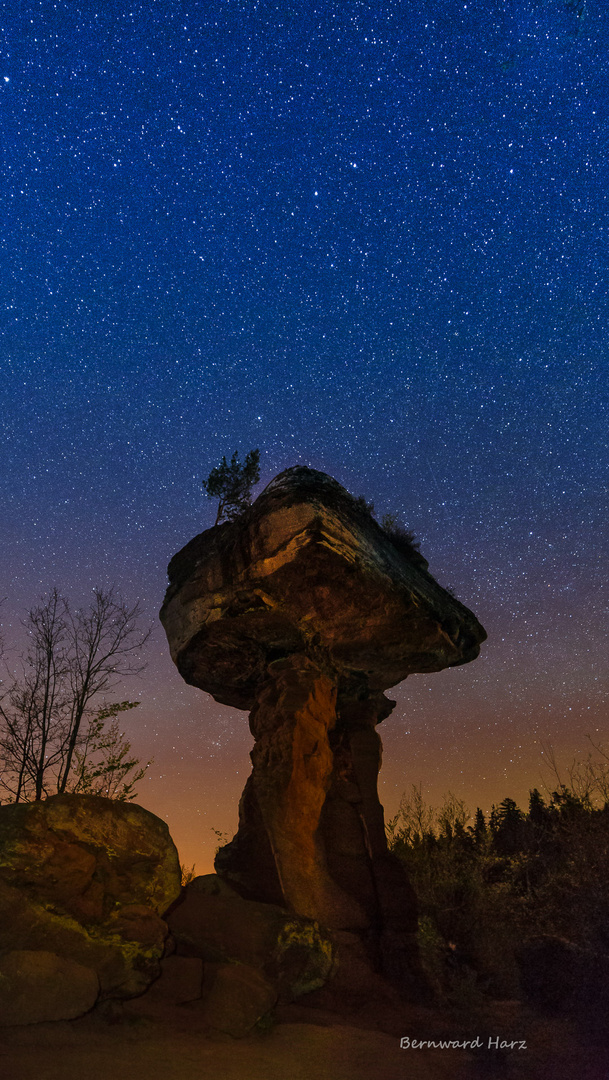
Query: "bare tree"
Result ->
[[386, 783, 436, 845], [0, 588, 151, 802], [386, 784, 470, 846], [0, 589, 68, 801], [540, 739, 609, 810]]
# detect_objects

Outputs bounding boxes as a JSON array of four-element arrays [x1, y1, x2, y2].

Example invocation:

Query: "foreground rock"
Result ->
[[151, 872, 334, 1035], [0, 794, 182, 1021], [161, 467, 486, 994], [166, 874, 333, 1001], [0, 949, 99, 1025]]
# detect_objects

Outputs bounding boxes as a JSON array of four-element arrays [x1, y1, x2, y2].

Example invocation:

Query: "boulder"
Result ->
[[0, 794, 182, 1008], [166, 874, 334, 1003], [143, 955, 204, 1005], [0, 949, 99, 1026], [161, 467, 485, 709], [198, 962, 277, 1037], [160, 467, 486, 993]]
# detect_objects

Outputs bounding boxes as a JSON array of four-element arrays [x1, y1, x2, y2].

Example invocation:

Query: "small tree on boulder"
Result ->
[[202, 449, 260, 524]]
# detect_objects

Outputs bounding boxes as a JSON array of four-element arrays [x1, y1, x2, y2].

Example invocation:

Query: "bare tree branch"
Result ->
[[0, 588, 151, 802]]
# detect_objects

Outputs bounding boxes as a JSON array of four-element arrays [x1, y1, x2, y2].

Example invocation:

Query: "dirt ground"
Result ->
[[0, 995, 607, 1080]]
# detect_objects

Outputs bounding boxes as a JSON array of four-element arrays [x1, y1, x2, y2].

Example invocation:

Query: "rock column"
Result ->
[[318, 694, 424, 995], [162, 467, 486, 1000], [216, 655, 369, 929], [216, 663, 421, 984]]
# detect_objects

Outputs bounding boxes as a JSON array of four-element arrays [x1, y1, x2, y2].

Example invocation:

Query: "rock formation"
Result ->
[[0, 794, 182, 1022], [157, 872, 334, 1035], [160, 467, 486, 991]]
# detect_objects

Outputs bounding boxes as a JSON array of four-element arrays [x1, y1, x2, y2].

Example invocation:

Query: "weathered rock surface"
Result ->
[[161, 467, 485, 708], [0, 949, 99, 1026], [166, 874, 334, 1003], [198, 961, 277, 1037], [134, 874, 333, 1037], [160, 467, 486, 992], [143, 955, 204, 1006], [0, 794, 182, 1012]]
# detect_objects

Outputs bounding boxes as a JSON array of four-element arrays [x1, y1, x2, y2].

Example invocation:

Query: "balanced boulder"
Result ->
[[160, 467, 486, 992]]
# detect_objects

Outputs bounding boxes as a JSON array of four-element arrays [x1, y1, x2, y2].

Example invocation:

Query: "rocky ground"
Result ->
[[0, 992, 606, 1080]]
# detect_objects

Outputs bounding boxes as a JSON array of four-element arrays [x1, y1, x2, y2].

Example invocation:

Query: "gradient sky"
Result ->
[[1, 0, 607, 872]]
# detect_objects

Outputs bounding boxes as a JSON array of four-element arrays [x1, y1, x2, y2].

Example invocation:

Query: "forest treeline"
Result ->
[[388, 762, 609, 1008]]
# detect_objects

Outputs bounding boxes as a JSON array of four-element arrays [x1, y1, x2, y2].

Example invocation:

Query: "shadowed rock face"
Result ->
[[160, 467, 486, 993]]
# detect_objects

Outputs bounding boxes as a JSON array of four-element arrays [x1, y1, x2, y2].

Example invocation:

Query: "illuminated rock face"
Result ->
[[160, 467, 486, 988]]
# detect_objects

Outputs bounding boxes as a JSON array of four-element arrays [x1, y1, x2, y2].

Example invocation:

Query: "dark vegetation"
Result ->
[[387, 758, 609, 1012], [352, 496, 424, 564], [202, 448, 260, 524], [379, 511, 424, 562]]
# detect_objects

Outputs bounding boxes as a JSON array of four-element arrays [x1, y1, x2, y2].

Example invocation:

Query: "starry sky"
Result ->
[[1, 0, 607, 872]]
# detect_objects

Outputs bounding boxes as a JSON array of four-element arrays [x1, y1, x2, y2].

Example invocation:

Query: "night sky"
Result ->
[[1, 0, 607, 872]]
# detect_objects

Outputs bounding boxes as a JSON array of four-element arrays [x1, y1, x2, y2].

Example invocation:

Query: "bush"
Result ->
[[387, 782, 609, 1004]]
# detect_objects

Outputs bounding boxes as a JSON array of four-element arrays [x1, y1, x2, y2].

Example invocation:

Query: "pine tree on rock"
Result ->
[[202, 449, 260, 524]]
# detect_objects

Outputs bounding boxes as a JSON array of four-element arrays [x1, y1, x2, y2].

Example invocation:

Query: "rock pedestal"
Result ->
[[160, 467, 486, 992]]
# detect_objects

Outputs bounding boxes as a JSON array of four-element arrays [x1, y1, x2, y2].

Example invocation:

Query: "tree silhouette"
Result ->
[[202, 449, 260, 524], [490, 797, 526, 855], [0, 588, 150, 802], [473, 807, 487, 844]]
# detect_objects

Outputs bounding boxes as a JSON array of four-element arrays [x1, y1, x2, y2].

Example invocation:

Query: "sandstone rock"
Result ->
[[161, 467, 485, 709], [160, 467, 486, 993], [144, 955, 204, 1005], [0, 794, 182, 1001], [0, 949, 99, 1025], [167, 874, 333, 1002], [294, 929, 405, 1017], [234, 653, 366, 928], [198, 961, 277, 1037]]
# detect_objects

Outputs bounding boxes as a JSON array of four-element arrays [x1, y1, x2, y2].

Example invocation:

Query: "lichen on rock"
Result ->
[[166, 873, 334, 1004], [0, 794, 182, 1013]]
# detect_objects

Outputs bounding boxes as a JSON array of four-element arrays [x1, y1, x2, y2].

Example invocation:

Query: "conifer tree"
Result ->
[[202, 449, 260, 524]]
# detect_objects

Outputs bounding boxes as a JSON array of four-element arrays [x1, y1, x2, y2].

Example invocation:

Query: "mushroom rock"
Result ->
[[160, 467, 486, 990]]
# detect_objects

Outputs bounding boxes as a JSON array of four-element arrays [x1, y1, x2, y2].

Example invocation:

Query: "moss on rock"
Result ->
[[0, 795, 182, 1008]]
